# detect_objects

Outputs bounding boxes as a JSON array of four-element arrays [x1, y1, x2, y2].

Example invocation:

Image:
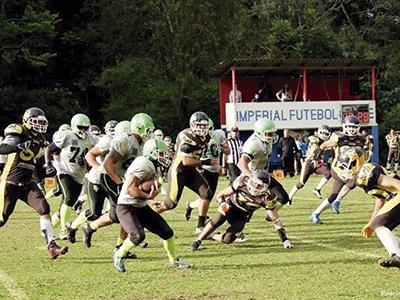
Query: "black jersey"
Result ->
[[305, 135, 324, 163], [172, 128, 210, 171], [229, 175, 277, 212], [355, 163, 396, 200], [1, 124, 48, 184]]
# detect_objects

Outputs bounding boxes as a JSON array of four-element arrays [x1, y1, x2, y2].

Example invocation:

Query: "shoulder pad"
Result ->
[[4, 124, 23, 135]]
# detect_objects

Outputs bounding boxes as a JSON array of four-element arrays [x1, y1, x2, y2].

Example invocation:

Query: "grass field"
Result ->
[[0, 176, 399, 300]]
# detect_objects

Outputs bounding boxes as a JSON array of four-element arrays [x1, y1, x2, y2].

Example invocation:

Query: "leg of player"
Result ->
[[184, 199, 200, 221], [197, 198, 211, 234], [330, 182, 354, 215]]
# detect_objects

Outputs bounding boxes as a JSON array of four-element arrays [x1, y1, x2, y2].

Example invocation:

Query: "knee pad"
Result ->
[[221, 232, 236, 244], [64, 197, 76, 207], [164, 199, 177, 210], [129, 232, 145, 246]]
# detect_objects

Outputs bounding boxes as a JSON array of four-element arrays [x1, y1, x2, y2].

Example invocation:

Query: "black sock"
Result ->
[[197, 216, 206, 228], [277, 228, 288, 242]]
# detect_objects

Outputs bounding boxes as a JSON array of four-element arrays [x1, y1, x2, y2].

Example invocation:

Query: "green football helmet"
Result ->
[[131, 113, 155, 142], [143, 138, 171, 168], [254, 118, 277, 144], [59, 123, 71, 132], [71, 113, 91, 139], [115, 120, 131, 134]]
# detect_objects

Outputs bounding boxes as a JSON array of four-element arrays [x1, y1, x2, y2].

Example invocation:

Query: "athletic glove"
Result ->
[[44, 162, 57, 177], [17, 141, 31, 152]]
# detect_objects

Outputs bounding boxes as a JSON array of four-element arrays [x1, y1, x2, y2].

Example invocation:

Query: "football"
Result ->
[[139, 179, 160, 193]]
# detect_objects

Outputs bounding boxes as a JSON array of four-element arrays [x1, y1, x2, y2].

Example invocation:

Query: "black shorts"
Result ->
[[117, 204, 173, 245], [58, 174, 83, 207], [269, 177, 289, 205], [0, 181, 50, 226], [297, 161, 331, 189], [164, 167, 212, 209]]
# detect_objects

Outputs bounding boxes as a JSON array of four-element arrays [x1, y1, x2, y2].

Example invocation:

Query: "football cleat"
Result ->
[[378, 254, 400, 269], [331, 200, 340, 214], [82, 223, 94, 248], [170, 257, 192, 268], [283, 240, 294, 249], [184, 202, 193, 221], [113, 254, 126, 272], [235, 232, 248, 243], [59, 228, 68, 240], [47, 240, 68, 260], [189, 239, 201, 252], [65, 222, 77, 243], [310, 213, 323, 224], [313, 189, 322, 199]]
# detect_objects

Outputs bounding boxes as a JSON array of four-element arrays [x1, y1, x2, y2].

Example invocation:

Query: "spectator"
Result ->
[[229, 84, 242, 103], [294, 135, 307, 175], [251, 92, 261, 102], [277, 129, 298, 177], [276, 83, 293, 102], [224, 126, 243, 183]]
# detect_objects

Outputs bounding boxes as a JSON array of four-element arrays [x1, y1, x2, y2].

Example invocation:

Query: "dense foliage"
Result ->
[[1, 0, 400, 158]]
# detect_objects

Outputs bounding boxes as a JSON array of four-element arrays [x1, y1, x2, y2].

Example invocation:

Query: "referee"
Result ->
[[224, 126, 243, 183]]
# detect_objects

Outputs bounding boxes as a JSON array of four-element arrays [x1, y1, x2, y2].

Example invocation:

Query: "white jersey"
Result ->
[[201, 130, 226, 173], [53, 131, 95, 184], [110, 132, 142, 179], [87, 135, 112, 184], [242, 133, 272, 172], [118, 156, 156, 207]]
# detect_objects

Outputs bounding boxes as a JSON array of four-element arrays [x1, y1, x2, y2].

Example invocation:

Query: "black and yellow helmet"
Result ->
[[22, 107, 48, 133]]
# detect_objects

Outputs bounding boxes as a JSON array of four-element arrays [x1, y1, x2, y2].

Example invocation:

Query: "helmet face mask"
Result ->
[[89, 125, 101, 136], [246, 170, 271, 196], [143, 138, 171, 168], [337, 147, 365, 180], [342, 116, 360, 138], [254, 119, 277, 144], [23, 107, 48, 133], [104, 120, 118, 136], [316, 125, 331, 141], [71, 113, 91, 139], [190, 112, 209, 137]]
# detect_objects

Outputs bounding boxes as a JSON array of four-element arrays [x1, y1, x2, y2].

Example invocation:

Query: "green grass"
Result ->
[[1, 176, 399, 300]]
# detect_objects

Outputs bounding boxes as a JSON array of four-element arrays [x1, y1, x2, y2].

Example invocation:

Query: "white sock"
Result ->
[[313, 198, 330, 215], [40, 218, 54, 246], [375, 226, 400, 256], [289, 186, 298, 200], [316, 177, 329, 191], [335, 185, 350, 202], [189, 199, 201, 209]]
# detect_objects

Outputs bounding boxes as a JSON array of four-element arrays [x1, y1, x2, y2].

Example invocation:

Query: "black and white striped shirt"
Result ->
[[226, 138, 243, 164]]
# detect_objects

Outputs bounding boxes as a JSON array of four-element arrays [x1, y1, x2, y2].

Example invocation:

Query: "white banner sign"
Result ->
[[225, 100, 377, 130]]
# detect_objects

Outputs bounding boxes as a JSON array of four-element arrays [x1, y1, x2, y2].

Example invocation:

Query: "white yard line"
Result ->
[[0, 270, 27, 300]]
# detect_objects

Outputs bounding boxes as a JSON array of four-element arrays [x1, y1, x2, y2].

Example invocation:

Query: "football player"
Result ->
[[0, 107, 68, 259], [353, 159, 400, 268], [310, 147, 365, 224], [238, 118, 290, 209], [44, 113, 95, 239], [81, 114, 154, 252], [385, 128, 399, 171], [288, 125, 332, 203], [65, 120, 120, 245], [155, 111, 213, 234], [89, 125, 102, 136], [184, 119, 230, 221], [318, 115, 366, 213], [189, 170, 294, 251], [113, 138, 191, 272]]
